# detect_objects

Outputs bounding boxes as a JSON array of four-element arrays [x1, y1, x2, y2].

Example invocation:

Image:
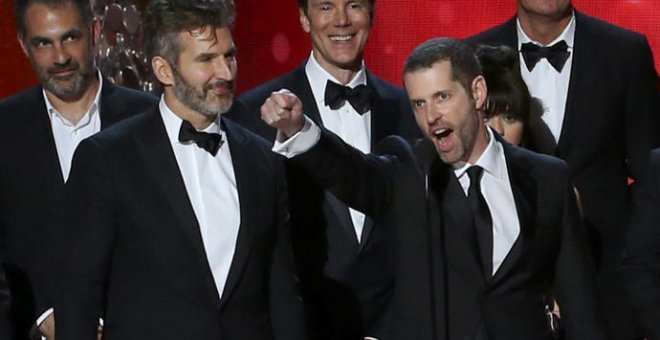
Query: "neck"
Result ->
[[517, 7, 572, 45], [312, 51, 362, 85], [45, 76, 100, 125], [163, 91, 216, 130], [467, 124, 490, 165]]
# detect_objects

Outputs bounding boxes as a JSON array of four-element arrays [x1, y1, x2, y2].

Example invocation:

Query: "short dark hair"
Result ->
[[298, 0, 376, 16], [476, 44, 530, 123], [14, 0, 93, 38], [403, 37, 482, 97], [144, 0, 236, 67]]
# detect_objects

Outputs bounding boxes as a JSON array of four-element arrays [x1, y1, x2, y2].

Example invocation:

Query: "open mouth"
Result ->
[[433, 128, 452, 139]]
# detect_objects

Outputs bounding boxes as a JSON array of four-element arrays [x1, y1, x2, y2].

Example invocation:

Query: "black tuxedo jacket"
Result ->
[[0, 254, 11, 339], [624, 148, 660, 339], [289, 128, 608, 340], [0, 80, 156, 339], [466, 10, 660, 269], [227, 63, 420, 338], [55, 107, 305, 340]]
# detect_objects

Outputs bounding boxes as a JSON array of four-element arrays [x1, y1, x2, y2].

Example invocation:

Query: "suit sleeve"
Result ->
[[269, 157, 307, 340], [55, 138, 118, 339], [624, 150, 660, 339], [552, 163, 609, 340], [624, 35, 660, 180], [288, 127, 403, 218]]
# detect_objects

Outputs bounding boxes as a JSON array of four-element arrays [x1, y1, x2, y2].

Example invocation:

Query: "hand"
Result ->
[[97, 323, 103, 340], [260, 89, 304, 138], [38, 313, 55, 339]]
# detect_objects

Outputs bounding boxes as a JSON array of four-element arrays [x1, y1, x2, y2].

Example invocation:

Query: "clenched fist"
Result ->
[[261, 89, 305, 138]]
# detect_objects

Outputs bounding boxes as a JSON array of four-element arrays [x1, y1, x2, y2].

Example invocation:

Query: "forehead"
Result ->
[[404, 61, 460, 95], [23, 2, 86, 37], [178, 26, 234, 54]]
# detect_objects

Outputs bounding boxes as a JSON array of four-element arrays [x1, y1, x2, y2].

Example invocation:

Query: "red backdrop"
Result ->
[[2, 0, 660, 98]]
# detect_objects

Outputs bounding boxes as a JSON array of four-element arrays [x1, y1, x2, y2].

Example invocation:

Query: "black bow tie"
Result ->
[[520, 40, 570, 72], [178, 120, 223, 156], [324, 80, 373, 114]]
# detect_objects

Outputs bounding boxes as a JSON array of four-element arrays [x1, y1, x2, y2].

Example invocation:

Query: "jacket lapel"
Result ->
[[490, 143, 537, 286], [135, 107, 221, 304], [296, 63, 362, 245], [218, 118, 258, 309], [556, 11, 597, 157], [26, 88, 66, 186]]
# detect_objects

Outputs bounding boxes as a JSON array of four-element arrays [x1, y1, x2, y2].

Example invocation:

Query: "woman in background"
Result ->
[[476, 44, 556, 155]]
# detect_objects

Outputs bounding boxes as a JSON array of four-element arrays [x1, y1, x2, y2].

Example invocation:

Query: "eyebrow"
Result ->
[[29, 28, 83, 46]]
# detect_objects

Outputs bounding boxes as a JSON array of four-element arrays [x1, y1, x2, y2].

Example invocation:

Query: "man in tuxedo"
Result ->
[[261, 37, 607, 340], [624, 148, 660, 339], [55, 0, 305, 339], [465, 1, 660, 337], [0, 0, 156, 338], [227, 1, 419, 338]]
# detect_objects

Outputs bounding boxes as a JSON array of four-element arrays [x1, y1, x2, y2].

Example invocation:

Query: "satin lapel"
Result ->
[[218, 119, 258, 309], [435, 166, 486, 286], [556, 11, 598, 157], [292, 65, 324, 127], [99, 79, 118, 128], [357, 72, 396, 249], [325, 192, 360, 247], [491, 144, 537, 286], [135, 108, 220, 304], [27, 89, 65, 185], [295, 64, 362, 245], [367, 71, 397, 147]]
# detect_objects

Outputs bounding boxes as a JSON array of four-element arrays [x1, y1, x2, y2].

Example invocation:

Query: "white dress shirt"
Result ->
[[453, 128, 521, 275], [44, 70, 103, 181], [304, 52, 372, 242], [160, 98, 240, 299], [517, 13, 576, 142], [274, 122, 521, 275]]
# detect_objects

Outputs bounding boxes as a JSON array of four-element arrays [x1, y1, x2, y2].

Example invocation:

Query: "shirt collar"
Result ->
[[305, 51, 367, 105], [43, 69, 103, 127], [516, 10, 576, 48], [159, 96, 224, 146], [453, 127, 506, 181]]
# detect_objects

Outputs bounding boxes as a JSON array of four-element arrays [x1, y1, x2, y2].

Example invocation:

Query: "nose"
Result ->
[[215, 57, 236, 81], [53, 43, 71, 66], [487, 116, 504, 136], [426, 105, 443, 125], [333, 7, 350, 26]]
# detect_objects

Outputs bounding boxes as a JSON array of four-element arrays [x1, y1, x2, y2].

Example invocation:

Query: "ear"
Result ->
[[299, 8, 311, 33], [91, 19, 101, 45], [471, 75, 487, 112], [17, 34, 29, 57], [152, 56, 175, 87]]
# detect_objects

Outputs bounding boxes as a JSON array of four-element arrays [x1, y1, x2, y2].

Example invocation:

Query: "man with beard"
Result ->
[[55, 0, 305, 339], [227, 1, 419, 338], [465, 1, 660, 337], [0, 0, 156, 338], [260, 37, 608, 339]]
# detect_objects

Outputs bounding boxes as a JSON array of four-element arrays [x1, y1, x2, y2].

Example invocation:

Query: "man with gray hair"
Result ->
[[55, 0, 305, 339], [0, 0, 156, 338]]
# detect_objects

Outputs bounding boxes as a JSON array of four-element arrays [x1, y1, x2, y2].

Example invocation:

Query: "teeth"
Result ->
[[434, 129, 447, 136], [330, 35, 352, 41]]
